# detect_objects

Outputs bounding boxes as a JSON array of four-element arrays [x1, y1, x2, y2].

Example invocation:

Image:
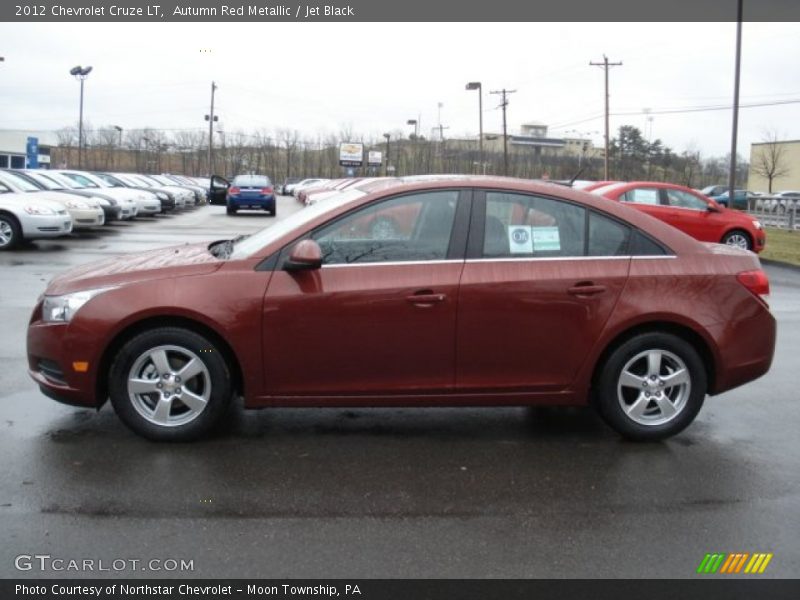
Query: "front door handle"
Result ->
[[406, 292, 446, 305], [567, 283, 607, 297]]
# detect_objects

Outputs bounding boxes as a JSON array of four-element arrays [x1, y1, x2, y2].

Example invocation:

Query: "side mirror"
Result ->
[[707, 202, 721, 212], [285, 239, 322, 271]]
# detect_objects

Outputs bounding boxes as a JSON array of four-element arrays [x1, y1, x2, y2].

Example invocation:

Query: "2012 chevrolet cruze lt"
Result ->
[[27, 177, 776, 441]]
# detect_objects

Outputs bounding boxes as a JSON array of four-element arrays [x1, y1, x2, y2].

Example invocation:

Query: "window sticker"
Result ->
[[508, 226, 533, 254], [532, 226, 561, 251]]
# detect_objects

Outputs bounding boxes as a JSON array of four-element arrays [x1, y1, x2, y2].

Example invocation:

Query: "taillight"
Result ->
[[737, 270, 770, 297], [228, 187, 240, 195], [261, 187, 273, 195]]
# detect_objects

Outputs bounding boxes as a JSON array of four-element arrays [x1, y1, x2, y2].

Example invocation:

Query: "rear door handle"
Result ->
[[406, 292, 446, 305], [567, 284, 607, 297]]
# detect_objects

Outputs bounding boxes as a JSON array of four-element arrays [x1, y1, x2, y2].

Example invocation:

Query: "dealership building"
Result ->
[[0, 129, 55, 169]]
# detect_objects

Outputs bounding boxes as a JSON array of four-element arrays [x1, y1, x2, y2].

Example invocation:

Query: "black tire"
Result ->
[[226, 205, 237, 215], [594, 332, 706, 441], [0, 213, 22, 251], [721, 229, 753, 251], [109, 327, 234, 441]]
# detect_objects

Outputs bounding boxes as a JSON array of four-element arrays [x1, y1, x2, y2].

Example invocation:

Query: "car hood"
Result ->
[[46, 242, 223, 295]]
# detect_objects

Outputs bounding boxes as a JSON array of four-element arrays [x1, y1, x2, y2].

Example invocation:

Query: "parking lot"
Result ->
[[1, 193, 798, 578]]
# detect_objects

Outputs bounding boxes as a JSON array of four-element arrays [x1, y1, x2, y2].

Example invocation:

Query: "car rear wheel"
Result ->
[[226, 205, 237, 215], [0, 214, 22, 251], [109, 327, 233, 441], [721, 229, 752, 251], [595, 332, 706, 441]]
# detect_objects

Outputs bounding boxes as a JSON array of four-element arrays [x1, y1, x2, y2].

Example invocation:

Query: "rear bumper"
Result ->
[[710, 307, 776, 395], [229, 195, 275, 209]]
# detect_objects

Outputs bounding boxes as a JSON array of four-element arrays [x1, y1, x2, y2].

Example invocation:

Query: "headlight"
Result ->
[[157, 192, 168, 200], [42, 287, 118, 323], [752, 220, 763, 230], [25, 205, 56, 215], [92, 196, 111, 206], [65, 200, 89, 209]]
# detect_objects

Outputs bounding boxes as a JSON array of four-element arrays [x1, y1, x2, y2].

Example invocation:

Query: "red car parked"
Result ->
[[592, 181, 766, 252], [27, 177, 775, 441]]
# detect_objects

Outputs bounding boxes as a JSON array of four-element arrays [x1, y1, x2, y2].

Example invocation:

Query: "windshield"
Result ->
[[136, 174, 161, 186], [24, 171, 64, 190], [149, 175, 174, 185], [0, 171, 41, 192], [42, 172, 82, 188], [96, 173, 125, 187], [59, 172, 100, 188], [230, 198, 354, 260]]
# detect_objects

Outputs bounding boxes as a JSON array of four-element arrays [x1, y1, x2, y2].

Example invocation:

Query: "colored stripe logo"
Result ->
[[697, 552, 773, 574]]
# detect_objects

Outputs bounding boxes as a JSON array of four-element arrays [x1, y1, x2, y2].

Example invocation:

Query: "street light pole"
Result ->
[[113, 125, 123, 168], [466, 82, 483, 171], [728, 0, 744, 202], [383, 133, 390, 176], [205, 81, 218, 176], [70, 65, 93, 169]]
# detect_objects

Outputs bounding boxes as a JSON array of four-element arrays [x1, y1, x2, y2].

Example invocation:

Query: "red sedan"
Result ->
[[27, 177, 775, 441], [592, 181, 766, 252]]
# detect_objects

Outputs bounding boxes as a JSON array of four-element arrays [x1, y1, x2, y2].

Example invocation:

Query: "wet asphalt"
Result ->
[[0, 196, 798, 579]]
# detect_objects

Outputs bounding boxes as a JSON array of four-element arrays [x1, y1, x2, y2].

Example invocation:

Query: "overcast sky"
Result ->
[[1, 22, 799, 157]]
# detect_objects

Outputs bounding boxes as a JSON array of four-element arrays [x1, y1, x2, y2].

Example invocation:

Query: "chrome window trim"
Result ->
[[322, 259, 465, 269], [320, 255, 677, 268]]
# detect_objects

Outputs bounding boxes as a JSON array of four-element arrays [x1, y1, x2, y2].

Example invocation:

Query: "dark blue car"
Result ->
[[226, 175, 276, 216]]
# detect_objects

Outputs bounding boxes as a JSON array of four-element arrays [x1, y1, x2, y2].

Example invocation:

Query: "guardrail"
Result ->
[[746, 196, 799, 231]]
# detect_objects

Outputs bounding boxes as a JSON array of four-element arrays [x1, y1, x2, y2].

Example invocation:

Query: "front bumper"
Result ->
[[27, 317, 98, 407], [100, 204, 123, 221], [68, 207, 105, 229], [21, 213, 73, 239]]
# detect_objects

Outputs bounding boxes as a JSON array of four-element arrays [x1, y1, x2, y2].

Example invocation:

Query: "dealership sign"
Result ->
[[368, 151, 382, 166], [26, 137, 39, 168], [339, 142, 364, 167]]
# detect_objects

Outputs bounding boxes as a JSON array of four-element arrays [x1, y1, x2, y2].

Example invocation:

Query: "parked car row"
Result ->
[[0, 169, 207, 250]]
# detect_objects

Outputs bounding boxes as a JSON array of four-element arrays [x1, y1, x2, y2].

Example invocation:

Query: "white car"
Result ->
[[0, 190, 73, 250], [0, 171, 104, 229], [769, 191, 800, 214], [20, 169, 123, 222], [133, 174, 195, 208], [292, 178, 329, 199], [42, 171, 139, 221], [56, 170, 161, 216]]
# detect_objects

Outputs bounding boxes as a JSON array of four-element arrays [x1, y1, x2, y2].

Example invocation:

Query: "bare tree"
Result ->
[[751, 130, 790, 193]]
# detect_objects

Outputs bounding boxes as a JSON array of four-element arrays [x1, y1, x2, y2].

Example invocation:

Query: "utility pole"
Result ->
[[590, 55, 622, 180], [205, 81, 218, 176], [728, 0, 743, 202], [490, 88, 516, 176]]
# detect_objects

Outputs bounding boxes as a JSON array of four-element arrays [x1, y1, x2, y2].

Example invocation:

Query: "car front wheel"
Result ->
[[0, 214, 22, 251], [595, 332, 706, 441], [721, 229, 752, 251], [109, 327, 233, 441]]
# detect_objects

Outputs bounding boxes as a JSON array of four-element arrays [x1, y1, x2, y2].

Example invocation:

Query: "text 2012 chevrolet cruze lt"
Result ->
[[27, 177, 776, 441]]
